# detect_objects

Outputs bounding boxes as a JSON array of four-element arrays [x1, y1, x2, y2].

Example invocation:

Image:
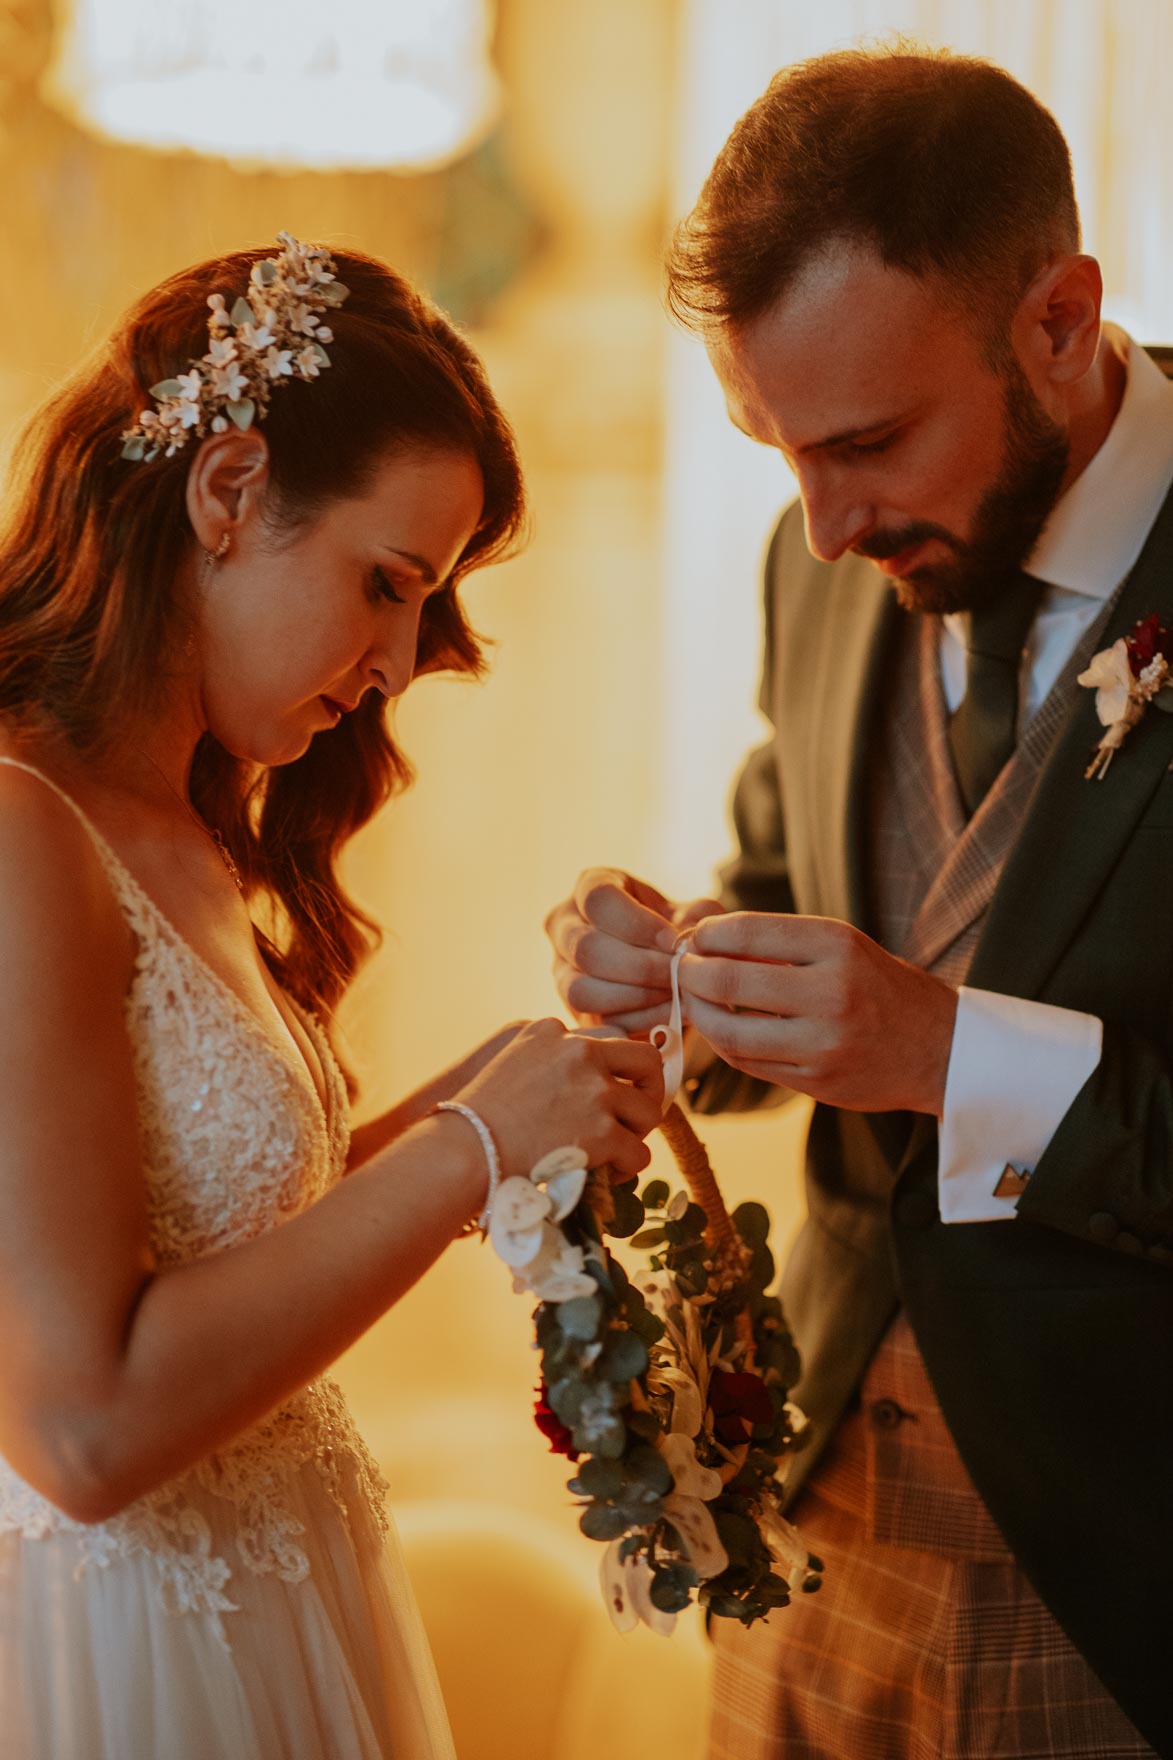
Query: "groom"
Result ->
[[545, 47, 1173, 1760]]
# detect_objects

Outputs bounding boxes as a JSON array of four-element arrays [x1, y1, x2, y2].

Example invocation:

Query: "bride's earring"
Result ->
[[201, 531, 231, 579]]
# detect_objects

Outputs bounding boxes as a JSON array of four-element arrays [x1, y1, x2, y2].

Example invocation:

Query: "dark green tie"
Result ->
[[948, 573, 1048, 816]]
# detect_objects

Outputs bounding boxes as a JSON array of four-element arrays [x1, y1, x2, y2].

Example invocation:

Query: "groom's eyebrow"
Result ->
[[727, 409, 908, 453]]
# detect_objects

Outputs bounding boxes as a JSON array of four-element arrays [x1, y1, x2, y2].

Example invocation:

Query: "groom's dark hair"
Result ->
[[666, 45, 1080, 349]]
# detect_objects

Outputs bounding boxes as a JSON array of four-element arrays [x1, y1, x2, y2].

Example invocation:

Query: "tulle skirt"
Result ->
[[0, 1462, 455, 1759]]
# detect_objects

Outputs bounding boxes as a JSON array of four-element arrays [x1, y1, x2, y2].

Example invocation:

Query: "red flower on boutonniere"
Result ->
[[1078, 614, 1173, 779]]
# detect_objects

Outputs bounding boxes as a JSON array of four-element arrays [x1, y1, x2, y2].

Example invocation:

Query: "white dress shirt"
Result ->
[[938, 328, 1173, 1223]]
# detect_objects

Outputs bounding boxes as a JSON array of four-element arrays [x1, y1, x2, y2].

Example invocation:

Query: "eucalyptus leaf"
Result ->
[[599, 1331, 649, 1384], [649, 1573, 693, 1614], [580, 1415, 626, 1458], [607, 1187, 645, 1239], [714, 1510, 758, 1568], [226, 398, 256, 431], [641, 1178, 670, 1211], [548, 1378, 586, 1425], [256, 259, 278, 284], [630, 1226, 669, 1250], [675, 1261, 709, 1298], [733, 1201, 771, 1246], [625, 1444, 673, 1494], [617, 1489, 664, 1524], [626, 1410, 661, 1443], [558, 1295, 602, 1341], [149, 378, 184, 399], [749, 1243, 776, 1288], [311, 343, 331, 367], [230, 297, 255, 328], [579, 1501, 629, 1542], [575, 1456, 624, 1499], [120, 437, 146, 461], [1154, 690, 1173, 713], [583, 1256, 614, 1297], [632, 1309, 666, 1348]]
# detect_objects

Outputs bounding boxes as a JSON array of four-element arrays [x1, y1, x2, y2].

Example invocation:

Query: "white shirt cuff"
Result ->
[[937, 987, 1103, 1224]]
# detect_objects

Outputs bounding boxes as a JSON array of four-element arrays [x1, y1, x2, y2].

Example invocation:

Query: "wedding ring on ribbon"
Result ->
[[649, 932, 691, 1116]]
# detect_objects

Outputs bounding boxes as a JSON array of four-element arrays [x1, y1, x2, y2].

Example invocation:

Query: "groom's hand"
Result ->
[[545, 867, 722, 1035], [679, 912, 958, 1116]]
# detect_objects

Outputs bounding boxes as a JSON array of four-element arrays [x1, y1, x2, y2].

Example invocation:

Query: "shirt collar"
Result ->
[[1025, 325, 1173, 601]]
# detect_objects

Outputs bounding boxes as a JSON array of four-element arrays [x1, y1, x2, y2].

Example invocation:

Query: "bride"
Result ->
[[0, 233, 663, 1758]]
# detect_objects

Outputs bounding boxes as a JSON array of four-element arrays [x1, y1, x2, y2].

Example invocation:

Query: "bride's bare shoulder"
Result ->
[[0, 757, 135, 989]]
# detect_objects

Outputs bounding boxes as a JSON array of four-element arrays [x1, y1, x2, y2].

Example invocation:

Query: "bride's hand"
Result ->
[[544, 867, 722, 1034], [452, 1018, 665, 1182]]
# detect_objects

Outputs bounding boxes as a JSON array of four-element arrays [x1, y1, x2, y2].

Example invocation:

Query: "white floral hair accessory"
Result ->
[[120, 231, 349, 462]]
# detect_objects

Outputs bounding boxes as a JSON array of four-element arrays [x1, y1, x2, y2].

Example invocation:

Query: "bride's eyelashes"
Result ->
[[370, 566, 407, 605]]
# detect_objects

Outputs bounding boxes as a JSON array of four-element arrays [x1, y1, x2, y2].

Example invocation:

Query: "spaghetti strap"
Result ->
[[0, 755, 154, 930]]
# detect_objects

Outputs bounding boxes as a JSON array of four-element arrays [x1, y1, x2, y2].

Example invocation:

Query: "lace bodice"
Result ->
[[0, 760, 388, 1641]]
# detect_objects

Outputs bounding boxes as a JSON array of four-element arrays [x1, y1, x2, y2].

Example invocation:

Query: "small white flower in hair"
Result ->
[[211, 362, 249, 401], [237, 320, 275, 353], [264, 346, 294, 381], [296, 347, 322, 380], [288, 302, 321, 337]]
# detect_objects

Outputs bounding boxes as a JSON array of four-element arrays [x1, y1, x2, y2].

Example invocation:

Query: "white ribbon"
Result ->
[[650, 933, 691, 1115]]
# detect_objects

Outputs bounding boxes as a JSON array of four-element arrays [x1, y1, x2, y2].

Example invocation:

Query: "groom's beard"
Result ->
[[855, 360, 1070, 616]]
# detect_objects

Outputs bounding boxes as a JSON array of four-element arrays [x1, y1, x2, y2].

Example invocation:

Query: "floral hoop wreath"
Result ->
[[491, 1052, 823, 1633]]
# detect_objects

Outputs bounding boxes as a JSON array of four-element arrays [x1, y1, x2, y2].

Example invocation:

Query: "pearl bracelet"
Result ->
[[431, 1101, 502, 1237]]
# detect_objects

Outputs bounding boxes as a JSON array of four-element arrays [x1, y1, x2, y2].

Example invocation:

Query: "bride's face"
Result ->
[[195, 444, 485, 767]]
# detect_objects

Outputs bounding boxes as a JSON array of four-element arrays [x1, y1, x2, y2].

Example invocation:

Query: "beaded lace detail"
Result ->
[[0, 761, 388, 1642]]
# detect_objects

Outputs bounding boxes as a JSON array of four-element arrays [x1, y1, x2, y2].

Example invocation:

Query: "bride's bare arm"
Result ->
[[344, 1023, 526, 1171], [0, 777, 661, 1525]]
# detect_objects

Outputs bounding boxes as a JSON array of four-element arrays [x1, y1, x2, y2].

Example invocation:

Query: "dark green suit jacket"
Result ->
[[691, 475, 1173, 1754]]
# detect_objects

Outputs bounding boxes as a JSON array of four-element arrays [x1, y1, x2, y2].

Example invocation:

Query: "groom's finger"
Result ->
[[573, 868, 675, 950], [559, 917, 671, 988], [561, 974, 669, 1019]]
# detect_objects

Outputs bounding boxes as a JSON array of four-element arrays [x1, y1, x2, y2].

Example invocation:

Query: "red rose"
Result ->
[[708, 1369, 775, 1445], [1126, 614, 1173, 678], [533, 1382, 580, 1461]]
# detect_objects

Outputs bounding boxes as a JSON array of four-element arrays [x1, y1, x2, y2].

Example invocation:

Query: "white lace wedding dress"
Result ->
[[0, 760, 455, 1760]]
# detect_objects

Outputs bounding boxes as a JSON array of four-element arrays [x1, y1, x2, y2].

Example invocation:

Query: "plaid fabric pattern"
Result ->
[[875, 599, 1121, 984], [707, 1445, 1155, 1760], [815, 1310, 1009, 1560]]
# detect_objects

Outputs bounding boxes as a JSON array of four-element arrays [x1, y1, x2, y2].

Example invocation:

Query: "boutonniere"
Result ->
[[1078, 613, 1173, 779]]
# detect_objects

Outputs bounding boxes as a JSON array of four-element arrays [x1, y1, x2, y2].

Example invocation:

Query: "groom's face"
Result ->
[[706, 240, 1070, 614]]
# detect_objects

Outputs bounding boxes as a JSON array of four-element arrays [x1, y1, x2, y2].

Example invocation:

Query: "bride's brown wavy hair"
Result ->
[[0, 244, 526, 1044]]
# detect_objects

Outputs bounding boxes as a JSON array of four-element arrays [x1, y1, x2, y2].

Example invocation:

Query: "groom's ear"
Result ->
[[185, 429, 270, 550], [1014, 253, 1103, 386]]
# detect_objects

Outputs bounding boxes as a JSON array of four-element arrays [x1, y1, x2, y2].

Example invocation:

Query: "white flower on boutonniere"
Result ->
[[1078, 614, 1173, 779]]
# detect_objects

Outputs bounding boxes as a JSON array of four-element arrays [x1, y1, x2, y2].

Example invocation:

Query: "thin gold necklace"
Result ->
[[140, 752, 245, 895]]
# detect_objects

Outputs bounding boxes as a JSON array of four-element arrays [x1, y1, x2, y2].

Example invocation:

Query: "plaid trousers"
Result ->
[[707, 1318, 1154, 1760]]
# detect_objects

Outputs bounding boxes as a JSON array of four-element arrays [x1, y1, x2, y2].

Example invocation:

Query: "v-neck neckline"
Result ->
[[0, 756, 334, 1138], [122, 866, 335, 1138]]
